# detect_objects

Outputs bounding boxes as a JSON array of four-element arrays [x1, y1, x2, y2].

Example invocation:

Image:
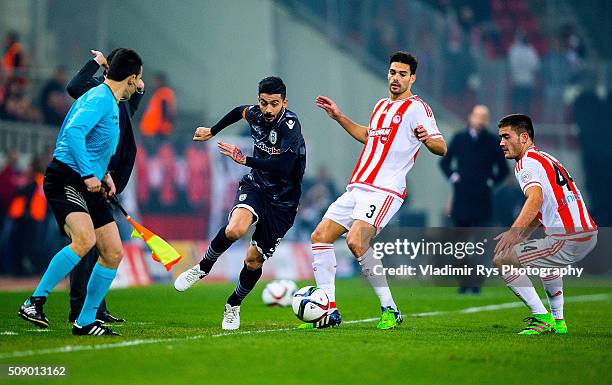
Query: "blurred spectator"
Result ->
[[140, 72, 177, 150], [444, 19, 474, 100], [541, 38, 570, 124], [295, 166, 338, 240], [39, 66, 70, 126], [185, 145, 211, 209], [2, 157, 49, 275], [0, 78, 42, 122], [2, 31, 26, 79], [573, 74, 612, 226], [561, 24, 586, 83], [0, 151, 21, 233], [458, 5, 476, 34], [0, 67, 6, 106], [439, 104, 509, 226], [370, 3, 399, 59], [508, 31, 540, 115], [439, 105, 509, 293]]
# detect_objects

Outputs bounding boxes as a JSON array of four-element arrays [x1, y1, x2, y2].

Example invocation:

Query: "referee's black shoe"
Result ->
[[97, 310, 126, 323], [68, 310, 126, 324], [72, 321, 120, 336], [18, 296, 50, 329]]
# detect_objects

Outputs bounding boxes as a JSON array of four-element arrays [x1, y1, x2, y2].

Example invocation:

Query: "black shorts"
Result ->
[[43, 159, 114, 236], [231, 181, 297, 260]]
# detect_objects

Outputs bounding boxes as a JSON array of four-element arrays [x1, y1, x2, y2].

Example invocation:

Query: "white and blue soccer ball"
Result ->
[[292, 286, 329, 323], [261, 280, 298, 307]]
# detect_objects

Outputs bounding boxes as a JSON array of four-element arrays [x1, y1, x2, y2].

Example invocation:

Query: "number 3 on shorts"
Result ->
[[365, 204, 376, 218]]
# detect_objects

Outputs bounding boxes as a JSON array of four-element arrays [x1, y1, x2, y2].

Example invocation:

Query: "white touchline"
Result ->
[[0, 293, 609, 359]]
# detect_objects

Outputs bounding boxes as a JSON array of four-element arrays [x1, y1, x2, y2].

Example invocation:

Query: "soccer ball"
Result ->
[[292, 286, 329, 323], [261, 280, 297, 307]]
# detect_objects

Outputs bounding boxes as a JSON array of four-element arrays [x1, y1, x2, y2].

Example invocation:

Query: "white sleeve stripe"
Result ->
[[522, 181, 542, 192]]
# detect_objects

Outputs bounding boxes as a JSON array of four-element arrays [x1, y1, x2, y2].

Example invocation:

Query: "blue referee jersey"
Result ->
[[53, 83, 119, 180]]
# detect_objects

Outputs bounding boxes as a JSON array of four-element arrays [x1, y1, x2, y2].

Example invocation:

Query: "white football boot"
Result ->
[[174, 264, 207, 292], [221, 304, 240, 330]]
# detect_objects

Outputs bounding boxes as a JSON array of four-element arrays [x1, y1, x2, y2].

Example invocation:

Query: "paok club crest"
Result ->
[[269, 130, 277, 145]]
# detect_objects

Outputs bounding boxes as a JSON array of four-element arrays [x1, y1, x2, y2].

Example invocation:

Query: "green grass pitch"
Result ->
[[1, 279, 611, 385]]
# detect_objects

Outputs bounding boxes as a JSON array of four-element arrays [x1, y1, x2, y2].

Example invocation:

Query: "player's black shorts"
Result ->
[[230, 180, 297, 260], [43, 158, 114, 236]]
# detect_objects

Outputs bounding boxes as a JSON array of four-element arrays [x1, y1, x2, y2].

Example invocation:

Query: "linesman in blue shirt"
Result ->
[[18, 49, 143, 336]]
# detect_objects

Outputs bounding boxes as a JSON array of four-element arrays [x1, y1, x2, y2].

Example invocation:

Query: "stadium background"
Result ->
[[0, 0, 611, 286]]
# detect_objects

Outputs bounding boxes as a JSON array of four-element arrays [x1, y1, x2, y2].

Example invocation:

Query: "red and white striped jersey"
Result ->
[[515, 146, 597, 239], [347, 95, 442, 200]]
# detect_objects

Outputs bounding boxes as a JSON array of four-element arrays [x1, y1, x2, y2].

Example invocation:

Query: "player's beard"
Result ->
[[389, 82, 406, 96], [503, 144, 519, 160]]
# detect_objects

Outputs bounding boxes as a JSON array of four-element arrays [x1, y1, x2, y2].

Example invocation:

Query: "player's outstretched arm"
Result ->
[[193, 106, 248, 142], [414, 125, 447, 156], [316, 95, 368, 144], [66, 50, 107, 99]]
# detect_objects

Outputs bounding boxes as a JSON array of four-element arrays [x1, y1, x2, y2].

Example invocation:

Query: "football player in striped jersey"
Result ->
[[494, 114, 597, 335], [305, 51, 447, 330]]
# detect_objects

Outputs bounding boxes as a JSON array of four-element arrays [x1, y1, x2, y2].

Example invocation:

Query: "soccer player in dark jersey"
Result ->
[[174, 76, 306, 330]]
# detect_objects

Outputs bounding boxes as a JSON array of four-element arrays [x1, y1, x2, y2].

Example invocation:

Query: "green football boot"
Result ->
[[554, 319, 568, 334], [518, 313, 555, 335], [376, 307, 403, 330]]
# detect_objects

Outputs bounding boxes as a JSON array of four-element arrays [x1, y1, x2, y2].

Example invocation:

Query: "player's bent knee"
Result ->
[[310, 227, 327, 244], [70, 231, 96, 256], [100, 249, 123, 269], [245, 254, 264, 270], [245, 259, 263, 270], [311, 220, 345, 244], [225, 223, 247, 241], [346, 237, 367, 258]]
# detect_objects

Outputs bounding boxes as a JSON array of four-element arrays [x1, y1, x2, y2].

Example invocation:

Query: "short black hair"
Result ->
[[389, 51, 418, 75], [107, 49, 142, 82], [258, 76, 286, 99], [498, 114, 535, 140], [106, 48, 122, 65], [104, 48, 123, 76]]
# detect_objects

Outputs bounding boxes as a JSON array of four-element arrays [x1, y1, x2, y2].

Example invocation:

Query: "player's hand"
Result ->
[[91, 50, 108, 72], [102, 173, 116, 198], [315, 95, 342, 120], [494, 228, 524, 254], [217, 141, 246, 165], [193, 127, 213, 142], [84, 176, 102, 193], [414, 125, 430, 143]]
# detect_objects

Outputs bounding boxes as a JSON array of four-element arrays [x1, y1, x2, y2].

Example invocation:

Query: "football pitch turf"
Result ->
[[1, 278, 611, 385]]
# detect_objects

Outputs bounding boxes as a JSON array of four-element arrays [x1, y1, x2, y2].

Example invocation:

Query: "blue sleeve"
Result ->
[[65, 96, 107, 177]]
